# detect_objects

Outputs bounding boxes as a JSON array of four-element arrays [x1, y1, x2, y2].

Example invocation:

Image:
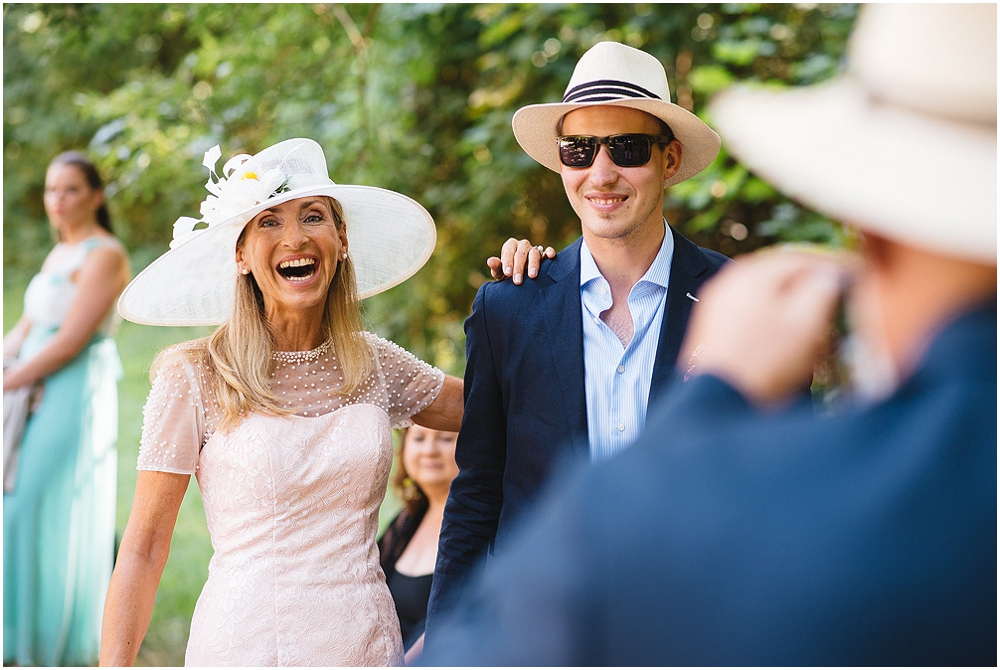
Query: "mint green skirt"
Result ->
[[4, 328, 121, 666]]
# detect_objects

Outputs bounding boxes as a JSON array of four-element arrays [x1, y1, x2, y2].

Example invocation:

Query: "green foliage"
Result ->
[[4, 2, 858, 366]]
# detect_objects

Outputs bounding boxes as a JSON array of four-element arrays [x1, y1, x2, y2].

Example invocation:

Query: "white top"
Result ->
[[23, 236, 124, 335]]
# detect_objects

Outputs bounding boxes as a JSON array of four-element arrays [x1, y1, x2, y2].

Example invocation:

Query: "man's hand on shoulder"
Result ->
[[487, 238, 556, 285]]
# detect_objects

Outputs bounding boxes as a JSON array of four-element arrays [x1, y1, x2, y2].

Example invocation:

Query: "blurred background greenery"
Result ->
[[4, 3, 856, 665]]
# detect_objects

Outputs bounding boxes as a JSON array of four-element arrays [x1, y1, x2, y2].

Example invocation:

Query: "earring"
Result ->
[[401, 476, 419, 502], [342, 251, 348, 260], [241, 267, 249, 275]]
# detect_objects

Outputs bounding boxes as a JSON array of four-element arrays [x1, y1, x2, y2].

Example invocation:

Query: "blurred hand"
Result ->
[[403, 632, 424, 665], [3, 363, 27, 391], [682, 246, 854, 408], [486, 238, 556, 284]]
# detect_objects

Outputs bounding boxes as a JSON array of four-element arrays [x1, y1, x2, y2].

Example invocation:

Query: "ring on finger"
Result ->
[[534, 245, 545, 253]]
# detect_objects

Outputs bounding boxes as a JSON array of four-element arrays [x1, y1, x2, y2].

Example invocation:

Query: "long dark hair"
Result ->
[[49, 151, 113, 232]]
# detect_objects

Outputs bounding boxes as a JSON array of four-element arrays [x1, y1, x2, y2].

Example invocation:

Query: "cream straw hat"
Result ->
[[708, 4, 996, 264], [118, 138, 437, 326], [512, 41, 720, 186]]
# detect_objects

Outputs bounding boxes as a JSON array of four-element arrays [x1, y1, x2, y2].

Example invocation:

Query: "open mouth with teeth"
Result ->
[[277, 257, 317, 281], [588, 196, 627, 205]]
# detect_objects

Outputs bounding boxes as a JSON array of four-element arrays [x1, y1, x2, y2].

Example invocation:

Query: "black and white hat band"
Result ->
[[563, 79, 663, 104]]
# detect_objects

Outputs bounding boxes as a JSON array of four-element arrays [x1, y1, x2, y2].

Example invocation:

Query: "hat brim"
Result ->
[[512, 98, 721, 186], [708, 78, 997, 263], [118, 184, 436, 326]]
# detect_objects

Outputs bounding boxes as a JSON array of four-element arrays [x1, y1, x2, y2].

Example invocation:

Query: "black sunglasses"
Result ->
[[557, 133, 675, 168]]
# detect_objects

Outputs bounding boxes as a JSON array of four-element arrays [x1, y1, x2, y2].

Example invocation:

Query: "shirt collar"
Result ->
[[580, 219, 674, 290]]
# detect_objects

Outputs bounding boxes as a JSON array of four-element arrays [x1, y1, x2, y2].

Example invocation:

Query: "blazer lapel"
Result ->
[[649, 228, 713, 405], [540, 238, 589, 453]]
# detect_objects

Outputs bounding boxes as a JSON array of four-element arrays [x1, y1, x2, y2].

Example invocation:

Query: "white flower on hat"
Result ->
[[202, 144, 222, 173], [200, 148, 290, 225], [169, 215, 204, 250], [168, 145, 291, 249]]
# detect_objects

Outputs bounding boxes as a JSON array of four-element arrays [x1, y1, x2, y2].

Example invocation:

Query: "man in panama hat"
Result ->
[[422, 4, 996, 665], [426, 41, 730, 640]]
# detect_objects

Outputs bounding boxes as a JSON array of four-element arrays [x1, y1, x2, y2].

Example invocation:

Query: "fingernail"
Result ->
[[529, 268, 537, 278], [514, 273, 522, 284], [505, 266, 512, 276]]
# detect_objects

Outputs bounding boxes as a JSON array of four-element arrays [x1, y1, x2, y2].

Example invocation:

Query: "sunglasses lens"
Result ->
[[558, 136, 597, 167], [558, 135, 657, 168], [608, 135, 652, 167]]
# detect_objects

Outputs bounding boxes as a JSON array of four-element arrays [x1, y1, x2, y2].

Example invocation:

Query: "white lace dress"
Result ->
[[136, 332, 444, 666]]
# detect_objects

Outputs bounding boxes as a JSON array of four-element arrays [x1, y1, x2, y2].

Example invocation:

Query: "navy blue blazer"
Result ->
[[427, 227, 729, 631], [423, 304, 998, 666]]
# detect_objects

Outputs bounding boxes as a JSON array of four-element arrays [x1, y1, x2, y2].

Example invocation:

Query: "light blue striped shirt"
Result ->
[[580, 221, 674, 462]]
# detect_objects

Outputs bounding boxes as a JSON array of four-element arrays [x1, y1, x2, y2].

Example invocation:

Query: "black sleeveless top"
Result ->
[[386, 570, 433, 649], [379, 502, 432, 650]]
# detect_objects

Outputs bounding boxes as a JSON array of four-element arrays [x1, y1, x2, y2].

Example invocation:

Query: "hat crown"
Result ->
[[239, 138, 334, 191], [562, 42, 672, 105], [850, 4, 996, 125]]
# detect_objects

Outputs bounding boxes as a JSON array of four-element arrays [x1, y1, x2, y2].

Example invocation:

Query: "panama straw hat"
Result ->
[[512, 41, 721, 186], [708, 4, 996, 264], [118, 138, 437, 326]]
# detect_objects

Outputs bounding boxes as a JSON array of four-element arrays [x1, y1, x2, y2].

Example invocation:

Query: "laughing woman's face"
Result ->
[[236, 197, 348, 326]]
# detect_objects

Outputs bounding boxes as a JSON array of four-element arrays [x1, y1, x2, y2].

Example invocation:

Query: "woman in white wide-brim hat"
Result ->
[[100, 138, 464, 667]]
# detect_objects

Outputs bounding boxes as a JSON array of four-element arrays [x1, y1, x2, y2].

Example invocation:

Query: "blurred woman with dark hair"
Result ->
[[4, 150, 131, 666]]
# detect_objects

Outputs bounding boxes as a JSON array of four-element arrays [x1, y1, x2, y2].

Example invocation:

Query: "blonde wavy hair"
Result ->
[[157, 196, 373, 430]]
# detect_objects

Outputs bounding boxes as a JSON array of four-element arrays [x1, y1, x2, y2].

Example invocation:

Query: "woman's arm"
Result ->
[[412, 374, 463, 432], [3, 245, 128, 390], [3, 316, 32, 361], [99, 470, 190, 667]]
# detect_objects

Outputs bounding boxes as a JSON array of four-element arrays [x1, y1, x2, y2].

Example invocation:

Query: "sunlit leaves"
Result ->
[[4, 2, 858, 367]]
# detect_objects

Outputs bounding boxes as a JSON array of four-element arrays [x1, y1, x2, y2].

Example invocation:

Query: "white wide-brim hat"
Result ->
[[512, 41, 721, 186], [118, 138, 437, 326], [708, 4, 997, 264]]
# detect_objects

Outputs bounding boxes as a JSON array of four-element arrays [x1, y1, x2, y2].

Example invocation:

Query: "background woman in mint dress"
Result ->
[[3, 151, 131, 666]]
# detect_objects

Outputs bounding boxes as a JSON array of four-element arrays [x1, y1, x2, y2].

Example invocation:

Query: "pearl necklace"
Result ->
[[272, 336, 334, 365]]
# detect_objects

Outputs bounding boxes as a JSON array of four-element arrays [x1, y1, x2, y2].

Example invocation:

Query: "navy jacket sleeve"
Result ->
[[426, 242, 591, 637], [426, 284, 508, 628]]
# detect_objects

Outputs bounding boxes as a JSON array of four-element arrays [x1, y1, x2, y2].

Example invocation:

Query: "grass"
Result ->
[[4, 276, 404, 666], [112, 320, 216, 667]]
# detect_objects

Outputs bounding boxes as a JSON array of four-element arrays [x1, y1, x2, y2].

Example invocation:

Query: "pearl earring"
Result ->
[[241, 268, 249, 275], [342, 251, 348, 260]]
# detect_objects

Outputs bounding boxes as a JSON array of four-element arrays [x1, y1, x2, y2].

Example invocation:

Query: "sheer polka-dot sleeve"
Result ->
[[136, 345, 208, 475], [367, 333, 445, 429]]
